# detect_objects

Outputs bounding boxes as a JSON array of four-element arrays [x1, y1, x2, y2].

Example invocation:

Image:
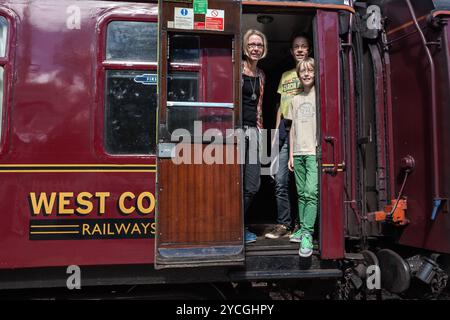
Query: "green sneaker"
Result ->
[[299, 233, 313, 257], [289, 229, 302, 243]]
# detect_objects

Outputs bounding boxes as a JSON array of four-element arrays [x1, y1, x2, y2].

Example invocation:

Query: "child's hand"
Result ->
[[288, 156, 294, 172]]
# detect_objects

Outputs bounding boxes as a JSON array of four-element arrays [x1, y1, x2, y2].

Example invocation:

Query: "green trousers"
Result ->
[[294, 155, 318, 234]]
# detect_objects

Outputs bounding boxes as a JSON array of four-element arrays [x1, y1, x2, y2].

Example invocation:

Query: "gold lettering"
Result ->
[[91, 224, 101, 235], [115, 223, 131, 234], [107, 223, 114, 235], [141, 222, 151, 234], [29, 192, 56, 215], [58, 192, 74, 215], [119, 192, 135, 215], [95, 192, 110, 215], [82, 224, 91, 235], [137, 192, 155, 215], [131, 223, 141, 235], [76, 192, 93, 215], [151, 222, 156, 235]]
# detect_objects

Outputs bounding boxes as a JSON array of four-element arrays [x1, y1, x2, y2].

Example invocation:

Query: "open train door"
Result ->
[[155, 0, 243, 268], [316, 9, 345, 260]]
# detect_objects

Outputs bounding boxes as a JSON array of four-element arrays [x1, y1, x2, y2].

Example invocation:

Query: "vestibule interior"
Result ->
[[242, 9, 318, 241]]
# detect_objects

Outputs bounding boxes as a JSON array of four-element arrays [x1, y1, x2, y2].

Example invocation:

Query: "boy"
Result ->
[[286, 57, 318, 257], [265, 34, 311, 239]]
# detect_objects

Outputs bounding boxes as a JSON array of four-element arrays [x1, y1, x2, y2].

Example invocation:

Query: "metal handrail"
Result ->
[[166, 101, 234, 108]]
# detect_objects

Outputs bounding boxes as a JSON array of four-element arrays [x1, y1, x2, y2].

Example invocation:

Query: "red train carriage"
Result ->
[[350, 0, 450, 295], [0, 0, 448, 299], [0, 0, 159, 270]]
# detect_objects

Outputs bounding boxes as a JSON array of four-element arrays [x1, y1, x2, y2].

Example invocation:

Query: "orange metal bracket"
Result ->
[[368, 199, 409, 226]]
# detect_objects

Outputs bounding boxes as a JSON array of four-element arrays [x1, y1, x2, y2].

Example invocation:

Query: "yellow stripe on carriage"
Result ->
[[30, 231, 80, 235]]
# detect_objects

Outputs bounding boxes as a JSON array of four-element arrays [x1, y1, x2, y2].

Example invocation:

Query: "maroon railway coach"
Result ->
[[0, 0, 448, 298]]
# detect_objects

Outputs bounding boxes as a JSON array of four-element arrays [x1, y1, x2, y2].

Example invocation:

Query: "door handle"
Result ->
[[322, 136, 345, 175]]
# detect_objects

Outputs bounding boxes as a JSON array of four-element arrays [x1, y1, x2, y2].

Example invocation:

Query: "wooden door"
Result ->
[[155, 0, 243, 268], [317, 10, 345, 259]]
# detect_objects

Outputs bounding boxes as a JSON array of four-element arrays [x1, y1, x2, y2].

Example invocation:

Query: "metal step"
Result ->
[[245, 236, 319, 254], [228, 269, 342, 281], [227, 254, 342, 281]]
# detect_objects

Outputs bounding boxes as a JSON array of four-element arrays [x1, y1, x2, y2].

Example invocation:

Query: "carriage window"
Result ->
[[0, 67, 3, 136], [0, 16, 6, 141], [0, 16, 6, 57], [104, 70, 157, 154], [103, 19, 157, 156], [106, 21, 157, 62]]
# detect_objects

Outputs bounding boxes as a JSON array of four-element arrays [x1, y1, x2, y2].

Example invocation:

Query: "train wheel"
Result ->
[[377, 249, 411, 294]]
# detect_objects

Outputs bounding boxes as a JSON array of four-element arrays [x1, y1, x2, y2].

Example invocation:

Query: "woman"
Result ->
[[241, 29, 267, 243]]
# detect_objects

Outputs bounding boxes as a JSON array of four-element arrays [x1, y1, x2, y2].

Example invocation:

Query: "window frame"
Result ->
[[167, 34, 203, 102], [95, 13, 158, 161], [163, 33, 235, 137], [0, 8, 15, 156]]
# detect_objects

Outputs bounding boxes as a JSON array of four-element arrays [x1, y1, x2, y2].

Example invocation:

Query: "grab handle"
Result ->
[[322, 136, 345, 175]]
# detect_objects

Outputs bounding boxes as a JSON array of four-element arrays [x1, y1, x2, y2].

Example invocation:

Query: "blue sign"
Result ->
[[181, 8, 189, 16], [134, 74, 157, 86]]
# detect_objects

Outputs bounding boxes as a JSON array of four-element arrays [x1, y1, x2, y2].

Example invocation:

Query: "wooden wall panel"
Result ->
[[158, 145, 242, 246]]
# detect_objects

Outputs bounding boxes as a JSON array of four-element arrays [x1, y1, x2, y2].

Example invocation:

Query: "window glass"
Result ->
[[104, 70, 157, 154], [167, 72, 199, 102], [170, 35, 200, 63], [0, 16, 7, 57], [106, 21, 157, 62], [0, 67, 3, 137]]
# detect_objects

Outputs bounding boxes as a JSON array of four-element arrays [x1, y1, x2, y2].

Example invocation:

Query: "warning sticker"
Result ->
[[174, 7, 194, 30], [194, 21, 205, 30], [205, 9, 224, 31]]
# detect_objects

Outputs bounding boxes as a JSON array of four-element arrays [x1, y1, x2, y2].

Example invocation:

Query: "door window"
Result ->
[[0, 16, 8, 141], [166, 34, 234, 136]]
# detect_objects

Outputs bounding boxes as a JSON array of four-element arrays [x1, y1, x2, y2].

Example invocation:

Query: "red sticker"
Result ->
[[205, 9, 224, 31], [194, 21, 205, 30]]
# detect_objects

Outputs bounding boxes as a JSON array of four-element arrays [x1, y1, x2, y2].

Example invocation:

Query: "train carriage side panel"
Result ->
[[0, 1, 158, 269], [382, 0, 450, 253]]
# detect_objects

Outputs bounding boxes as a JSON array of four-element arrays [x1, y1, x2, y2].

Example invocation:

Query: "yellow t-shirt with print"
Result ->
[[277, 68, 303, 118]]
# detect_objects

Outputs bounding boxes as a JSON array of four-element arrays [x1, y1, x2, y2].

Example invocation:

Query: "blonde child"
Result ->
[[286, 58, 317, 257]]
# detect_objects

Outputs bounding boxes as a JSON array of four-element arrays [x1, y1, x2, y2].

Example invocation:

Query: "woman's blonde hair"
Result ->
[[243, 29, 268, 59], [296, 57, 315, 76]]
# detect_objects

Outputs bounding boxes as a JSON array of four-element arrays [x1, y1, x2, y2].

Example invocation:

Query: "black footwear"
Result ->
[[265, 224, 290, 239]]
